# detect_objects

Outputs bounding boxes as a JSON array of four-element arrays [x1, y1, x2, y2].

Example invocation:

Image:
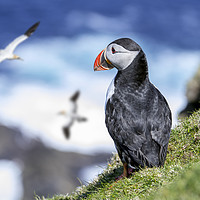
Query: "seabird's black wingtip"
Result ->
[[63, 126, 70, 139], [24, 21, 40, 37], [70, 90, 80, 102]]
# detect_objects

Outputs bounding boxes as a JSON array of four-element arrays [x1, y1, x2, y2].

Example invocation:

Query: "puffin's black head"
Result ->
[[94, 38, 143, 71]]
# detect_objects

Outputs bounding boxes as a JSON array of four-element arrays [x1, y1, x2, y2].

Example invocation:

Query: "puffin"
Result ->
[[58, 91, 87, 139], [94, 38, 172, 179], [0, 21, 40, 63]]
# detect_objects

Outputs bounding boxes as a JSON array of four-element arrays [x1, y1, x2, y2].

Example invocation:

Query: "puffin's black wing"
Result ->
[[149, 87, 172, 165], [105, 84, 171, 168]]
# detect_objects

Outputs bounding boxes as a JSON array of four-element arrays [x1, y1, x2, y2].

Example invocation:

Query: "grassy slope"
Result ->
[[148, 162, 200, 200], [36, 110, 200, 200]]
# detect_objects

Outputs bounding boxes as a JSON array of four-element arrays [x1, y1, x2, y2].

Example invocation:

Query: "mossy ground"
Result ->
[[36, 110, 200, 200]]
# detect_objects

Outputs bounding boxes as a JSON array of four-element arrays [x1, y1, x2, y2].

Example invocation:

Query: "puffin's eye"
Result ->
[[112, 47, 116, 54]]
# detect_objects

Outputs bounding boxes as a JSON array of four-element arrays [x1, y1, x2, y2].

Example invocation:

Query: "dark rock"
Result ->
[[179, 65, 200, 118], [0, 124, 112, 200]]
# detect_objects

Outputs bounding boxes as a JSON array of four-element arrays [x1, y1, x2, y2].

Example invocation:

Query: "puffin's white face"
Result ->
[[94, 38, 142, 72], [105, 43, 140, 71]]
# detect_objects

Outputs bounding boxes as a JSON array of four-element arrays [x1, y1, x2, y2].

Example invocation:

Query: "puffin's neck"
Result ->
[[115, 51, 149, 90]]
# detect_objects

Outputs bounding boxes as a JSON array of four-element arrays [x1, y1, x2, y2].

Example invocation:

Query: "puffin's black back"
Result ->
[[105, 44, 171, 168]]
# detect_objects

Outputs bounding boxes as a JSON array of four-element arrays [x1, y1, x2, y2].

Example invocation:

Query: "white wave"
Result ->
[[0, 34, 200, 153], [0, 83, 115, 154], [0, 160, 23, 200], [0, 35, 118, 154]]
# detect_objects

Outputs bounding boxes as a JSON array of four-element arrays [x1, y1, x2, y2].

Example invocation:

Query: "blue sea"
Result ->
[[0, 0, 200, 199]]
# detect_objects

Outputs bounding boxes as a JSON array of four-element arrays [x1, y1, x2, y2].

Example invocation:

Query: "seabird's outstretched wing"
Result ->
[[63, 126, 70, 139], [5, 21, 40, 54], [69, 90, 80, 114], [70, 90, 80, 102], [76, 116, 87, 122]]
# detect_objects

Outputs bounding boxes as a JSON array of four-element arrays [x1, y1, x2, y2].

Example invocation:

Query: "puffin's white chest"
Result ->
[[105, 77, 115, 109]]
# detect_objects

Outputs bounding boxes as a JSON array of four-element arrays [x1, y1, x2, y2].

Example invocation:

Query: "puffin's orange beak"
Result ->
[[94, 49, 114, 71]]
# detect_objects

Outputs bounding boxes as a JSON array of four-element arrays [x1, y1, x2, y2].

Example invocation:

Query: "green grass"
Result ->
[[148, 162, 200, 200], [36, 110, 200, 200]]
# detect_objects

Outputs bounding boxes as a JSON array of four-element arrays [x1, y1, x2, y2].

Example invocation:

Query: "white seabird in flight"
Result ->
[[0, 21, 40, 63], [58, 91, 87, 139]]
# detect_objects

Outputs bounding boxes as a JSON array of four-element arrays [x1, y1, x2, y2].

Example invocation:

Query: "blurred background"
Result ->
[[0, 0, 200, 199]]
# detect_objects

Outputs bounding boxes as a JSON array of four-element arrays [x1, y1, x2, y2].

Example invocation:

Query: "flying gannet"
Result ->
[[0, 21, 40, 63], [58, 91, 87, 139]]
